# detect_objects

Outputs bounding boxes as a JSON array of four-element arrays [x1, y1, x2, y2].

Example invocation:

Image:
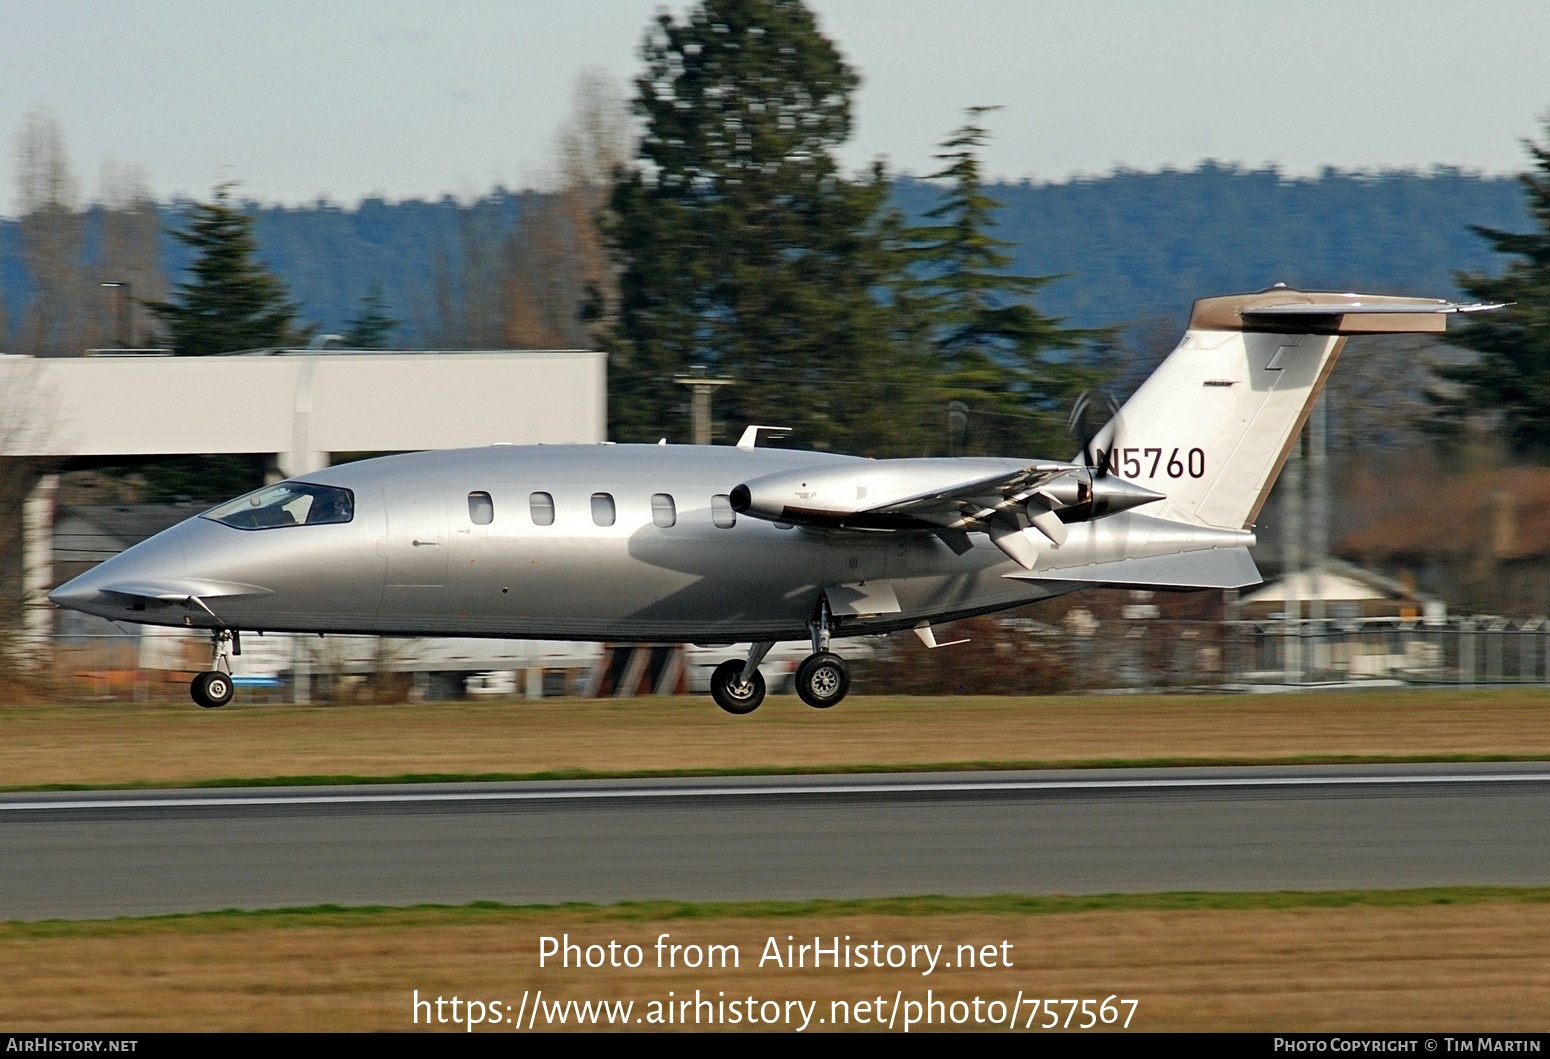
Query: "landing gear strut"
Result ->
[[190, 629, 239, 709], [795, 597, 850, 710], [711, 641, 773, 715]]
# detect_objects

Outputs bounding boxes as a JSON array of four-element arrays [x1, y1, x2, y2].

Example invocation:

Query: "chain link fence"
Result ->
[[33, 614, 1550, 702]]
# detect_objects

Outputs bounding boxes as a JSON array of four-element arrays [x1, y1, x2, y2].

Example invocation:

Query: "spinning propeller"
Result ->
[[1021, 391, 1161, 548]]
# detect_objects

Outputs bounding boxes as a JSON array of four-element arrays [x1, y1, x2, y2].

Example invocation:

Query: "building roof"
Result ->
[[1339, 466, 1550, 564], [1241, 558, 1434, 606]]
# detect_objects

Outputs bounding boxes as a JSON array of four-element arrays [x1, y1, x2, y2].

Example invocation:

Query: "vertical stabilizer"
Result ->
[[1092, 289, 1497, 530]]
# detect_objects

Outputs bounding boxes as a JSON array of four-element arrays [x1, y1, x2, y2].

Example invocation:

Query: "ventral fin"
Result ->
[[913, 621, 969, 649]]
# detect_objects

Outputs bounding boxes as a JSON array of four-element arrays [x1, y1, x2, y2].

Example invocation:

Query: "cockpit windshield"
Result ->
[[204, 483, 355, 530]]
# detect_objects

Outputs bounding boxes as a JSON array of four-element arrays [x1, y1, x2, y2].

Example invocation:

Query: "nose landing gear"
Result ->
[[191, 670, 234, 709], [711, 641, 774, 715], [190, 629, 239, 709]]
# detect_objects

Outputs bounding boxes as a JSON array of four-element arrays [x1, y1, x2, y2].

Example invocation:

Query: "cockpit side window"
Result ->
[[204, 483, 355, 530]]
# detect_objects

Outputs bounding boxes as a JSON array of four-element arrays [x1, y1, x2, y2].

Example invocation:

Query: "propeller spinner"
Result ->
[[1022, 391, 1164, 547]]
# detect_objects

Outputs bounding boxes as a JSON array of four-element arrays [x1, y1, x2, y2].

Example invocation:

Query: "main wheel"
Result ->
[[191, 670, 234, 709], [710, 659, 765, 715], [795, 652, 850, 709]]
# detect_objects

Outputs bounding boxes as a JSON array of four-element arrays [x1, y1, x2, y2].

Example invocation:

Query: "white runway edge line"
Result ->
[[3, 770, 1549, 813]]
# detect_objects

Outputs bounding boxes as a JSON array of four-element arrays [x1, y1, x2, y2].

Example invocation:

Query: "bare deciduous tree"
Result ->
[[94, 160, 168, 348], [416, 71, 633, 352], [503, 69, 634, 350], [554, 68, 633, 345], [1325, 333, 1465, 453], [14, 111, 84, 357]]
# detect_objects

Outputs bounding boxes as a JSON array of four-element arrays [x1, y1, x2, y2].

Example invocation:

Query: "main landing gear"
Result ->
[[795, 597, 849, 709], [710, 599, 853, 715], [190, 629, 239, 709]]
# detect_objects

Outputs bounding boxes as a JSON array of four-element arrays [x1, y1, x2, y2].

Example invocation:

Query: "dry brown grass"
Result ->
[[1, 898, 1546, 1031], [2, 688, 1550, 789]]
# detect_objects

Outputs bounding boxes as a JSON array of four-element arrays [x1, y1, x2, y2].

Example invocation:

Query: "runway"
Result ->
[[3, 763, 1549, 920]]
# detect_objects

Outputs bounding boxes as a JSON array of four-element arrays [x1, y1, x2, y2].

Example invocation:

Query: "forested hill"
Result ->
[[0, 164, 1530, 347], [897, 164, 1528, 333]]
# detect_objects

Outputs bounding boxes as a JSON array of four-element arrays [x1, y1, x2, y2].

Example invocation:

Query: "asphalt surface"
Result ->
[[3, 763, 1549, 920]]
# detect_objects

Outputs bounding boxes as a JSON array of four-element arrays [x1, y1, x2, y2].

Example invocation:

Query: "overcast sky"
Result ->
[[2, 0, 1547, 212]]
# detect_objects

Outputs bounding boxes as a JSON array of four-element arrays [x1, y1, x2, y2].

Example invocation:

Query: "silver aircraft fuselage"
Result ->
[[50, 444, 1077, 643]]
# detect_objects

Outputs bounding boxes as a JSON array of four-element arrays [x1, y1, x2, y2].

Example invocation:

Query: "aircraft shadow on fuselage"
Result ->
[[620, 515, 1033, 639]]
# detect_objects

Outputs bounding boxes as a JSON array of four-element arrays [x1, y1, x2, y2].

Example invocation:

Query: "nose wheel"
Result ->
[[191, 629, 240, 709], [191, 670, 234, 709], [710, 659, 766, 715]]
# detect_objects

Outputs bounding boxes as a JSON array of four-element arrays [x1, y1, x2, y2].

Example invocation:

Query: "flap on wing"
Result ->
[[1005, 546, 1262, 590], [99, 579, 273, 602], [826, 581, 901, 616]]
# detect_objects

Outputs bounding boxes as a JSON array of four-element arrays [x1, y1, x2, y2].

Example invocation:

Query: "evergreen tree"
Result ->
[[606, 0, 935, 453], [342, 283, 399, 348], [899, 110, 1109, 456], [134, 184, 293, 500], [1434, 120, 1550, 459], [148, 184, 299, 355]]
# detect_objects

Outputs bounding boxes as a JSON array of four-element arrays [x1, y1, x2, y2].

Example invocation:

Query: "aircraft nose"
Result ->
[[47, 578, 102, 611], [49, 563, 130, 620], [48, 517, 196, 620]]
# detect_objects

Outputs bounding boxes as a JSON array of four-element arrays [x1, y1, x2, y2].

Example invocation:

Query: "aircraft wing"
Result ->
[[857, 463, 1072, 524]]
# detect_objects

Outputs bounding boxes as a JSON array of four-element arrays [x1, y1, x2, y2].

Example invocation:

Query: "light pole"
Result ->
[[673, 366, 736, 445], [100, 280, 133, 349]]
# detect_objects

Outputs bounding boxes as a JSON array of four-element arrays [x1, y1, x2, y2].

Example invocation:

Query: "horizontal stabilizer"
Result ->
[[1190, 289, 1505, 335], [1005, 546, 1262, 589], [1242, 300, 1502, 317]]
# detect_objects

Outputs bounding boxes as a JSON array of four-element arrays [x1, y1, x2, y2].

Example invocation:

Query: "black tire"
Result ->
[[710, 659, 765, 715], [191, 670, 234, 709], [795, 652, 850, 709]]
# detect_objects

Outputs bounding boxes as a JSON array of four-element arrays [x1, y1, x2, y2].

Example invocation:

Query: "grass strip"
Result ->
[[9, 887, 1550, 934], [4, 751, 1548, 793]]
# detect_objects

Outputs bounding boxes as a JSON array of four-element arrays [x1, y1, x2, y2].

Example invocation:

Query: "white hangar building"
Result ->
[[0, 346, 608, 689]]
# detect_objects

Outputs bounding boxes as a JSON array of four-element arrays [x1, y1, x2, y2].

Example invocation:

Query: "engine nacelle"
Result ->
[[1044, 473, 1165, 523], [731, 458, 1071, 525]]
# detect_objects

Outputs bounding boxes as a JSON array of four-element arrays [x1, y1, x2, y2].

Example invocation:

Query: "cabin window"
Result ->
[[204, 483, 354, 530], [591, 492, 616, 527], [529, 491, 555, 526], [711, 493, 736, 529], [468, 491, 494, 526], [651, 493, 676, 528]]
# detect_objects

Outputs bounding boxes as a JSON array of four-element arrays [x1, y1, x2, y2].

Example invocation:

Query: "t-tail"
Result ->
[[1092, 286, 1500, 532]]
